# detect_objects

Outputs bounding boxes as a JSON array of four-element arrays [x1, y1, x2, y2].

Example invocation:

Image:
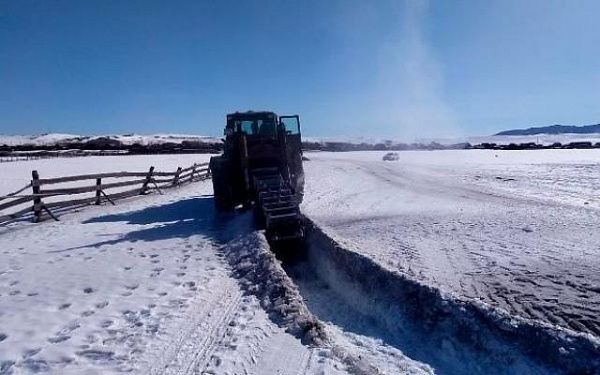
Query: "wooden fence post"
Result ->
[[31, 170, 42, 223], [190, 163, 197, 181], [95, 178, 102, 205], [172, 167, 182, 186], [139, 166, 155, 195]]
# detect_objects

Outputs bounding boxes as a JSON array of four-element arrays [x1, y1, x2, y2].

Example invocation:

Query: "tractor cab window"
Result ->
[[239, 120, 257, 135], [235, 119, 277, 138], [279, 116, 301, 135]]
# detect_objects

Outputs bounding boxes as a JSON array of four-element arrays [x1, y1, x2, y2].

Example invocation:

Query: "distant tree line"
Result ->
[[472, 141, 600, 150], [0, 137, 222, 155], [302, 140, 600, 151], [2, 137, 599, 157]]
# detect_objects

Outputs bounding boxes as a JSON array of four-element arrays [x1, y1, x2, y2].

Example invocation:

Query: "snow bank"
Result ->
[[222, 232, 327, 346], [305, 219, 600, 374], [222, 232, 400, 374]]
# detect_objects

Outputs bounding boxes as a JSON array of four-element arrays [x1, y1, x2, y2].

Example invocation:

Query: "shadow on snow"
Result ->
[[54, 196, 253, 252]]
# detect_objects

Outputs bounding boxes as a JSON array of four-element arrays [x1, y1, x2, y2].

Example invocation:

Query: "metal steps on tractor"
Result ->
[[252, 170, 304, 242]]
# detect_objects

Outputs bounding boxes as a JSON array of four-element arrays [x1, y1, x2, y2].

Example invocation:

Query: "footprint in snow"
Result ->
[[0, 360, 15, 374], [183, 281, 195, 289], [83, 287, 94, 294], [0, 333, 7, 342], [22, 348, 41, 358], [123, 266, 132, 271], [21, 358, 50, 373], [76, 349, 115, 363], [58, 303, 71, 310], [95, 301, 109, 309], [48, 334, 70, 344], [48, 321, 80, 344], [81, 310, 95, 317]]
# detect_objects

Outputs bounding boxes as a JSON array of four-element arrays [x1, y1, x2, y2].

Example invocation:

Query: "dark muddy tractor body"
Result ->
[[209, 111, 305, 242]]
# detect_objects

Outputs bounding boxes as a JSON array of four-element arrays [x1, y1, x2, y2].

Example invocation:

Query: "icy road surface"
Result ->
[[302, 150, 600, 339]]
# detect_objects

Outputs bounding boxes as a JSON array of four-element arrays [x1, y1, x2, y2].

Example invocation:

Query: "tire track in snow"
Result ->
[[182, 289, 243, 375], [143, 279, 243, 375]]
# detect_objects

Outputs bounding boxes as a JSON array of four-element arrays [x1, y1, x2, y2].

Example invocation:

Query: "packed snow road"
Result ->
[[302, 150, 600, 340]]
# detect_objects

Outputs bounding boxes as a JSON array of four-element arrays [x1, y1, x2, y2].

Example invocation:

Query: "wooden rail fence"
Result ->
[[0, 162, 209, 225]]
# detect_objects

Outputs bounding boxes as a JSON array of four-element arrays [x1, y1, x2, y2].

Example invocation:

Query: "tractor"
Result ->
[[209, 111, 305, 242]]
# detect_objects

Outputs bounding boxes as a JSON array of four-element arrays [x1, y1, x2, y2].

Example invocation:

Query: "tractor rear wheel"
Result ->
[[209, 156, 234, 211]]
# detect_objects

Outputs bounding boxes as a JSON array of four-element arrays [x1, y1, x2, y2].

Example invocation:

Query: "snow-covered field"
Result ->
[[1, 150, 600, 374], [0, 154, 212, 196], [0, 155, 432, 374], [302, 150, 600, 339], [0, 174, 352, 374]]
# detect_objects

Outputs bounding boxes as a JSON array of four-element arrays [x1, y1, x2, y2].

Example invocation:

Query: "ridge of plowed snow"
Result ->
[[303, 220, 599, 374], [223, 231, 328, 346]]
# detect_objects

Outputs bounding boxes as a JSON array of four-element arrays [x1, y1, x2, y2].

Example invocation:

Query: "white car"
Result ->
[[382, 152, 399, 161]]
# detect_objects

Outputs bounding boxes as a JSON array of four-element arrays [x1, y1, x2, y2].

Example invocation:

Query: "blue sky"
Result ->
[[1, 0, 599, 140]]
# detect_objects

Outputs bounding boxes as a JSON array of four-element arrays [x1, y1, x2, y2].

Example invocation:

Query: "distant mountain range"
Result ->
[[495, 124, 600, 136]]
